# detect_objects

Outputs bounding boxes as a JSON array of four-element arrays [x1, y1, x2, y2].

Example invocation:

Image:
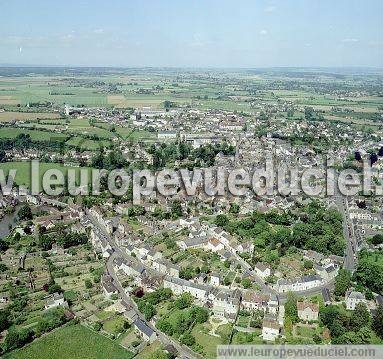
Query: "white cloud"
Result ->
[[265, 6, 276, 13], [260, 30, 268, 35], [93, 28, 104, 34], [342, 38, 359, 43]]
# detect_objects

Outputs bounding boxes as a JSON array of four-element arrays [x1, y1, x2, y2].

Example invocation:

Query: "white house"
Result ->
[[276, 275, 323, 293], [241, 291, 269, 312], [102, 274, 118, 299], [297, 301, 319, 321], [346, 291, 367, 311], [163, 276, 210, 301], [262, 316, 280, 341], [208, 288, 241, 322], [44, 293, 68, 310], [210, 272, 222, 287], [254, 263, 271, 280], [206, 238, 224, 252]]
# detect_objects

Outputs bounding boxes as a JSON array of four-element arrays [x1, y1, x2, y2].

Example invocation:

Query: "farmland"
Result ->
[[0, 111, 61, 122]]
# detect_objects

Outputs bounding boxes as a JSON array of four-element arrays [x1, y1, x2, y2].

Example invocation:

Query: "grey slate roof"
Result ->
[[134, 319, 155, 337]]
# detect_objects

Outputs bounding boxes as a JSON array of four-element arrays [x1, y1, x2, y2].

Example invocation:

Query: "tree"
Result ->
[[353, 251, 383, 294], [369, 233, 383, 246], [191, 306, 209, 323], [179, 266, 195, 280], [284, 293, 298, 323], [334, 269, 351, 297], [48, 282, 62, 294], [84, 279, 93, 289], [370, 153, 378, 166], [229, 203, 240, 214], [180, 332, 195, 346], [35, 307, 67, 336], [94, 322, 102, 331], [372, 305, 383, 339], [4, 327, 33, 352], [171, 200, 183, 219], [0, 239, 9, 252], [0, 262, 7, 272], [242, 278, 252, 289], [303, 260, 313, 270], [215, 214, 229, 228], [17, 204, 33, 221], [350, 303, 371, 331], [142, 303, 156, 320], [356, 326, 375, 344], [174, 293, 193, 309], [156, 319, 173, 336], [0, 309, 11, 331]]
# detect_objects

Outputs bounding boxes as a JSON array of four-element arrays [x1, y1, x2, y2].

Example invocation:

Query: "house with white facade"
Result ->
[[346, 291, 367, 310], [275, 275, 323, 293], [208, 288, 241, 322], [45, 293, 68, 310], [297, 301, 319, 321], [254, 263, 271, 280], [163, 276, 210, 301], [262, 315, 280, 341]]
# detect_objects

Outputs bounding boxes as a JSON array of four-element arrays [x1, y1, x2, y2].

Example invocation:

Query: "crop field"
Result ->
[[3, 324, 134, 359], [0, 111, 61, 122], [0, 77, 107, 106]]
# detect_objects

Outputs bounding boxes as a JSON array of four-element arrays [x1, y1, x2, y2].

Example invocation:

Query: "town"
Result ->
[[1, 66, 383, 358]]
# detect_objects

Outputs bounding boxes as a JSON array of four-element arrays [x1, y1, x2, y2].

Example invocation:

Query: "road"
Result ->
[[334, 191, 356, 272], [87, 212, 201, 359], [231, 244, 336, 302]]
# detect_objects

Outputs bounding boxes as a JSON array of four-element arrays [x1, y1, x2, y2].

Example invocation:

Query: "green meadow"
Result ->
[[4, 324, 134, 359], [0, 161, 92, 190]]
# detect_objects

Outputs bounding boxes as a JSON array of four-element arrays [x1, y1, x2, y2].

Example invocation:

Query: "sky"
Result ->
[[0, 0, 382, 68]]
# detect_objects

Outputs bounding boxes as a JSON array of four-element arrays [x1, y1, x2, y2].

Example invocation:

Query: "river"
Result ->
[[0, 205, 21, 239]]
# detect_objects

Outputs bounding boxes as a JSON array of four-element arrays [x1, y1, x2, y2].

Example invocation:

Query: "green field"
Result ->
[[0, 161, 92, 190], [4, 324, 133, 359], [0, 128, 67, 141], [65, 136, 112, 150]]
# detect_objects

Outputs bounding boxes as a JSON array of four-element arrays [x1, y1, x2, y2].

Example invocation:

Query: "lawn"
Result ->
[[136, 340, 162, 359], [4, 324, 134, 359], [0, 161, 93, 189], [295, 325, 317, 338], [191, 323, 222, 359], [232, 329, 263, 344], [102, 316, 128, 335]]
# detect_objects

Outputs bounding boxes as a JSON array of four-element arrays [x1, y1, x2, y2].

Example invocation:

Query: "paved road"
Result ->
[[334, 194, 356, 273], [232, 246, 335, 302], [87, 212, 201, 359]]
